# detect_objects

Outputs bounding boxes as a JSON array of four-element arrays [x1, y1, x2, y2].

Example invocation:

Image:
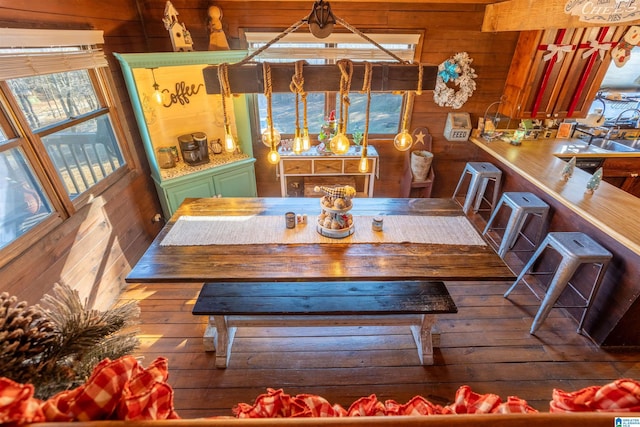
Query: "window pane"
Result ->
[[7, 70, 99, 131], [258, 92, 325, 135], [347, 93, 402, 134], [0, 127, 7, 144], [0, 147, 53, 250], [42, 114, 125, 199]]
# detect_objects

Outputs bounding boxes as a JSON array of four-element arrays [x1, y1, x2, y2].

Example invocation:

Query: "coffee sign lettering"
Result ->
[[565, 0, 640, 23]]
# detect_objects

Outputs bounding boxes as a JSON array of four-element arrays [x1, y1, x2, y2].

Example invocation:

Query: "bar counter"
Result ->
[[470, 136, 640, 256], [469, 136, 640, 346]]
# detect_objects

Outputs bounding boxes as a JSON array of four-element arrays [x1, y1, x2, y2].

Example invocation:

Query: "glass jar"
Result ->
[[157, 146, 176, 169]]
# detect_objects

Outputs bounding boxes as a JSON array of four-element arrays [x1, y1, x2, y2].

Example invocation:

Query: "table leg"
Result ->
[[410, 314, 436, 365]]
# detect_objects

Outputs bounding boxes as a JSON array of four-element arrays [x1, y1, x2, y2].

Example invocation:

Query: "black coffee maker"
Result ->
[[178, 132, 209, 166]]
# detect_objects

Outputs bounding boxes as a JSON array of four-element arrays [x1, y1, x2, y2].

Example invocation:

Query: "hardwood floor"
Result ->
[[119, 278, 640, 419]]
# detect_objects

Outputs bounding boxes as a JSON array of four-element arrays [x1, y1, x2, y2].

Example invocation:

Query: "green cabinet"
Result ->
[[114, 51, 257, 218], [154, 161, 256, 217]]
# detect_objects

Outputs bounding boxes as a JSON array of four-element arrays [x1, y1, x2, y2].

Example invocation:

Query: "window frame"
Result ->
[[0, 29, 135, 266]]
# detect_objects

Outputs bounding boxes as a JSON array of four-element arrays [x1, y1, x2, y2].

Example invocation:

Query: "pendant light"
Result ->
[[393, 64, 423, 152], [260, 62, 281, 148], [289, 60, 310, 153], [263, 62, 280, 164], [150, 68, 163, 104], [358, 62, 373, 173], [217, 63, 237, 153], [330, 59, 353, 155]]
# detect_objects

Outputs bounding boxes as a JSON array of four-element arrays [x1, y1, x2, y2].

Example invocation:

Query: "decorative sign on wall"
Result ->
[[161, 82, 204, 108], [565, 0, 640, 24]]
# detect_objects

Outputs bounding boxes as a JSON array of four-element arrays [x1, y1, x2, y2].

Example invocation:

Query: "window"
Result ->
[[588, 46, 640, 122], [245, 32, 419, 136], [0, 29, 129, 256]]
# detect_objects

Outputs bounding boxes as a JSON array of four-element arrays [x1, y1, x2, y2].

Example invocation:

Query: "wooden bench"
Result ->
[[192, 280, 457, 368]]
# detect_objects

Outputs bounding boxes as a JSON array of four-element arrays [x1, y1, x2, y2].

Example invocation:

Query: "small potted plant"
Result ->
[[351, 130, 364, 152]]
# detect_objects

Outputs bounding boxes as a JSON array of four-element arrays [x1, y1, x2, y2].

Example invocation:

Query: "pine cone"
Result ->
[[0, 292, 58, 383]]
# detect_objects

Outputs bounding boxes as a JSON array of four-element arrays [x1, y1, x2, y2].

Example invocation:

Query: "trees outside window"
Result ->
[[0, 29, 130, 259]]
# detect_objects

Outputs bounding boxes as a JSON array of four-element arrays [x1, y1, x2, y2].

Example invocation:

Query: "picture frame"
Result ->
[[557, 122, 574, 138]]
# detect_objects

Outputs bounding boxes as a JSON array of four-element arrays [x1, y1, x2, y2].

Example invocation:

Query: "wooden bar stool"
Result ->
[[452, 162, 502, 214], [482, 192, 550, 259], [504, 232, 612, 334]]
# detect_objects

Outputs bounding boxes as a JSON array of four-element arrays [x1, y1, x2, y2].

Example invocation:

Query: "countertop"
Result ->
[[469, 136, 640, 256]]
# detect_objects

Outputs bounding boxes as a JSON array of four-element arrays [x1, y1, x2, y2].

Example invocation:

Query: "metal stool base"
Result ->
[[483, 192, 550, 259], [452, 162, 502, 215], [504, 232, 612, 334]]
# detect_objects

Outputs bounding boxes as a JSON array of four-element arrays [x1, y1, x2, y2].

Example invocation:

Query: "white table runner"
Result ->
[[160, 215, 486, 246]]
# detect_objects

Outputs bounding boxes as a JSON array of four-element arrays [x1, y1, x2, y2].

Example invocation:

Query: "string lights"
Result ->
[[217, 63, 237, 153]]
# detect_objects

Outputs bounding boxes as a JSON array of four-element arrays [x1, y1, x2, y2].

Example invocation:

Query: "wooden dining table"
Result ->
[[125, 197, 515, 284], [126, 196, 514, 367]]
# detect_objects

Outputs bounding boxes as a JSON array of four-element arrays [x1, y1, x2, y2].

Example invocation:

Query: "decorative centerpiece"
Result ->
[[315, 184, 356, 238]]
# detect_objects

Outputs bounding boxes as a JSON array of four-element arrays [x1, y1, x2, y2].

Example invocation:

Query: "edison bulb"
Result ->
[[267, 149, 280, 165], [293, 135, 303, 154], [393, 129, 413, 151], [302, 129, 311, 151], [224, 133, 236, 153], [330, 133, 350, 155], [358, 156, 368, 173], [261, 127, 281, 148], [153, 89, 163, 104]]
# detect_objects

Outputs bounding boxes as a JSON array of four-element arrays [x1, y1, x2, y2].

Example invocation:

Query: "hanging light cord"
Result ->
[[263, 62, 276, 149], [400, 64, 423, 131], [218, 63, 232, 129], [290, 60, 306, 137], [361, 61, 372, 150], [334, 16, 406, 63], [336, 59, 354, 135], [239, 19, 307, 65]]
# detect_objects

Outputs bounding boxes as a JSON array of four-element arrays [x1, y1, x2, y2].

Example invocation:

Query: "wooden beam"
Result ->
[[203, 62, 437, 94], [482, 0, 640, 32]]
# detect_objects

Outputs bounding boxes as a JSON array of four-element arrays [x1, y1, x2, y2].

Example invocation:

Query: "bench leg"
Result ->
[[203, 316, 218, 352], [410, 315, 436, 365], [213, 315, 236, 369]]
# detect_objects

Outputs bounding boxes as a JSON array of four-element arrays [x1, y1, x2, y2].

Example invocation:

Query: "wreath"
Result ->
[[433, 52, 477, 109]]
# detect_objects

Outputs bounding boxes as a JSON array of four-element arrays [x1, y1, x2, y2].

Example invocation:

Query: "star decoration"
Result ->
[[414, 130, 426, 145]]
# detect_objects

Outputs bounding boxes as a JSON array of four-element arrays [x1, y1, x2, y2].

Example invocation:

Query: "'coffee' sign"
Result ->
[[565, 0, 639, 23]]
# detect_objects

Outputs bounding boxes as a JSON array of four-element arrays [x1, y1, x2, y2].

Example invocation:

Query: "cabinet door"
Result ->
[[602, 158, 640, 177], [165, 177, 217, 215], [501, 26, 627, 120], [212, 164, 257, 197]]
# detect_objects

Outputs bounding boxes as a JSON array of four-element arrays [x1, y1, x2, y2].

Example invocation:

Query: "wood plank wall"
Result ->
[[0, 0, 164, 309], [138, 0, 520, 197]]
